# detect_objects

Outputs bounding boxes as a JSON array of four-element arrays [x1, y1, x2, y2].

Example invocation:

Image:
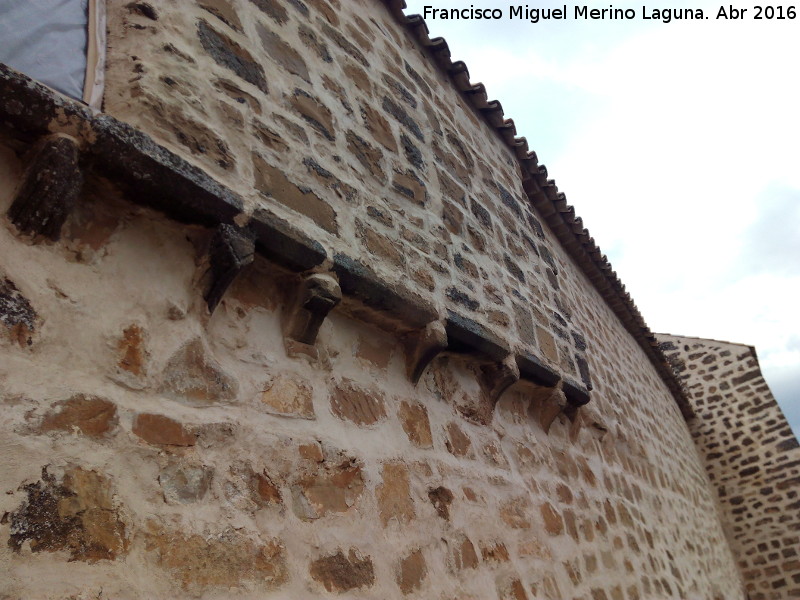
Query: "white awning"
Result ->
[[0, 0, 105, 109]]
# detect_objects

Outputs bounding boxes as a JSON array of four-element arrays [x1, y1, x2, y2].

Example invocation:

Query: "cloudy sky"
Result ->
[[403, 0, 800, 434]]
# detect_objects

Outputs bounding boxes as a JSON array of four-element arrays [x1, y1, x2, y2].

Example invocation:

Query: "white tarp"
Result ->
[[0, 0, 105, 108]]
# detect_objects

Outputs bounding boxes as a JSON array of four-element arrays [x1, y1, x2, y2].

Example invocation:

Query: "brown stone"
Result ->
[[452, 535, 479, 570], [398, 549, 426, 594], [393, 170, 427, 206], [346, 130, 385, 182], [290, 90, 335, 141], [199, 0, 243, 31], [501, 497, 532, 529], [117, 324, 145, 376], [260, 375, 315, 419], [148, 524, 287, 590], [330, 379, 387, 426], [253, 153, 338, 234], [8, 466, 128, 562], [197, 20, 268, 93], [291, 457, 365, 520], [377, 463, 415, 526], [398, 401, 433, 449], [537, 326, 559, 364], [159, 462, 213, 504], [362, 103, 397, 151], [160, 338, 238, 405], [481, 541, 510, 563], [428, 486, 454, 520], [251, 471, 282, 506], [253, 120, 290, 154], [445, 422, 472, 457], [541, 502, 564, 536], [257, 25, 310, 82], [40, 395, 117, 438], [361, 226, 404, 268], [299, 442, 324, 462], [133, 413, 196, 446], [310, 549, 375, 592]]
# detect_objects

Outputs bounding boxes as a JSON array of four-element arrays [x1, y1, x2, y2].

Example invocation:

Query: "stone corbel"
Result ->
[[204, 224, 255, 314], [283, 272, 341, 353], [478, 354, 520, 407], [8, 134, 83, 240], [532, 387, 569, 434], [403, 320, 447, 384]]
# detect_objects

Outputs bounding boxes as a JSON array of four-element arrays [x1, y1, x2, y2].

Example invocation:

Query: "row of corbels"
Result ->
[[202, 223, 592, 426], [6, 135, 592, 426]]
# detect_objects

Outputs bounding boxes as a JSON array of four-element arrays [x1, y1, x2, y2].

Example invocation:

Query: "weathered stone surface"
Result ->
[[159, 462, 213, 503], [253, 153, 338, 234], [40, 395, 118, 438], [500, 497, 532, 529], [261, 375, 315, 419], [133, 413, 196, 446], [398, 400, 433, 448], [8, 135, 83, 240], [452, 535, 479, 571], [204, 224, 255, 314], [398, 549, 426, 594], [310, 549, 375, 592], [362, 104, 397, 152], [330, 378, 387, 426], [377, 462, 415, 526], [0, 276, 37, 346], [541, 502, 564, 536], [160, 338, 238, 404], [248, 0, 288, 23], [445, 422, 473, 458], [8, 467, 128, 561], [347, 130, 385, 182], [147, 524, 287, 590], [117, 324, 146, 376], [291, 452, 365, 520], [258, 25, 310, 82], [382, 96, 423, 141], [199, 0, 243, 31], [291, 89, 335, 141], [197, 20, 268, 93], [428, 486, 454, 521], [392, 170, 427, 206]]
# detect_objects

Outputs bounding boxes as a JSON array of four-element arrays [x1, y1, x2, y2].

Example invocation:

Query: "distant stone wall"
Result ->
[[0, 0, 749, 597], [659, 334, 800, 600]]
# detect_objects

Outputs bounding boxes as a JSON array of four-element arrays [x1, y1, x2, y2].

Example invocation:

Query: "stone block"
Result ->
[[330, 378, 387, 426], [133, 413, 196, 446], [310, 549, 375, 592], [40, 395, 118, 439], [261, 375, 315, 419], [377, 462, 415, 526]]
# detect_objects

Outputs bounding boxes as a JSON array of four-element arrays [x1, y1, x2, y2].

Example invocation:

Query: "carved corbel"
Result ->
[[535, 388, 569, 434], [478, 354, 520, 407], [8, 134, 83, 240], [204, 224, 255, 314], [403, 320, 447, 384], [283, 273, 341, 349]]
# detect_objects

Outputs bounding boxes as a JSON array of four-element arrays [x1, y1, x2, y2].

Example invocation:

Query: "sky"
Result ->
[[403, 0, 800, 435]]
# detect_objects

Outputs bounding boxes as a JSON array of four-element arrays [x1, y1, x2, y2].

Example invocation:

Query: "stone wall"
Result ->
[[659, 334, 800, 600], [0, 0, 751, 597]]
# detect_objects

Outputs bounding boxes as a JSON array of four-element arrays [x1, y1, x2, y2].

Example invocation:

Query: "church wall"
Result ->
[[0, 0, 749, 597]]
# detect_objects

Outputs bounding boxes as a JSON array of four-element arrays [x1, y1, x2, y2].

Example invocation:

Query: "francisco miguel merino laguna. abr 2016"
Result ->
[[422, 5, 709, 23]]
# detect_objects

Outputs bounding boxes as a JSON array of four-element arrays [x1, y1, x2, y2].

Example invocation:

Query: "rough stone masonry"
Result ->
[[0, 0, 796, 598]]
